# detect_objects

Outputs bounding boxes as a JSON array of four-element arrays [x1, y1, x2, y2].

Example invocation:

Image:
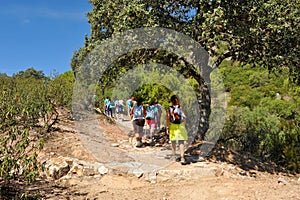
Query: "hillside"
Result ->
[[15, 108, 299, 199]]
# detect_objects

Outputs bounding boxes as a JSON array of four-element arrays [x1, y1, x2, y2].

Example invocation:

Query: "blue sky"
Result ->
[[0, 0, 92, 76]]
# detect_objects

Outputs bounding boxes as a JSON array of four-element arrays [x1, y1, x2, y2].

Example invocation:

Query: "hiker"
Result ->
[[145, 100, 158, 146], [126, 96, 134, 117], [109, 99, 115, 118], [104, 97, 110, 115], [114, 99, 120, 114], [130, 97, 146, 147], [166, 95, 188, 164], [115, 98, 125, 120], [117, 98, 124, 114], [155, 100, 162, 131]]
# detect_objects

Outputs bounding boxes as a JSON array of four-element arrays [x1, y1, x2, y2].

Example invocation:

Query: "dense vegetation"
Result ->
[[0, 68, 74, 197], [219, 61, 300, 172]]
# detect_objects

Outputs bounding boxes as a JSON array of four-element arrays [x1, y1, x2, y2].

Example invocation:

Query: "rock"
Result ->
[[249, 170, 257, 178], [157, 169, 183, 182], [83, 167, 96, 176], [197, 156, 205, 162], [98, 165, 109, 175], [44, 156, 109, 179], [278, 177, 289, 185], [69, 164, 84, 176], [111, 143, 120, 147], [123, 145, 132, 149], [215, 167, 224, 177], [157, 167, 217, 182], [132, 169, 144, 178], [192, 162, 207, 168], [45, 157, 71, 180], [94, 174, 101, 178], [239, 171, 248, 176], [149, 171, 157, 184]]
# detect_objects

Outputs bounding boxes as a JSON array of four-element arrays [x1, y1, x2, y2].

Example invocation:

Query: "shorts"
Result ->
[[169, 123, 188, 141], [146, 118, 157, 129], [133, 119, 145, 135]]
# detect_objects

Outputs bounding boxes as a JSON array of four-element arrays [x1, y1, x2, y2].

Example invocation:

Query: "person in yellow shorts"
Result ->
[[166, 95, 188, 164]]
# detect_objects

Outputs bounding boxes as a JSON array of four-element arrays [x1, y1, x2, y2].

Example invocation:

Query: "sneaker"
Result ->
[[136, 141, 143, 148], [180, 157, 186, 165], [149, 139, 155, 146], [169, 155, 178, 162]]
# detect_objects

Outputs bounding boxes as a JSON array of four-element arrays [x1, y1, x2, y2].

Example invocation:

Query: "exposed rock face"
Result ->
[[44, 156, 109, 180], [45, 157, 71, 180]]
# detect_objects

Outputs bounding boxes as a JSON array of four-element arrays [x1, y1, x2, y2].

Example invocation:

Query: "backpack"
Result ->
[[156, 103, 162, 115], [109, 101, 115, 109], [146, 105, 156, 120], [127, 99, 133, 108], [169, 106, 184, 124], [133, 105, 144, 119]]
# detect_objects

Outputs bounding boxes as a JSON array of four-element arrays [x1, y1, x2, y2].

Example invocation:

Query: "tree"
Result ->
[[13, 67, 46, 80], [48, 71, 75, 109], [74, 0, 299, 77], [71, 0, 299, 141]]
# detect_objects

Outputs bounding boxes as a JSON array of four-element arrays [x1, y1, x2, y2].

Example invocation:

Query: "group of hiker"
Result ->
[[129, 95, 188, 164], [128, 96, 162, 146], [101, 94, 188, 164], [103, 97, 125, 118]]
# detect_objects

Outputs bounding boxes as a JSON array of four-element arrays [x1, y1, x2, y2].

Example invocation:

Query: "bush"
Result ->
[[48, 71, 75, 109], [0, 75, 56, 186]]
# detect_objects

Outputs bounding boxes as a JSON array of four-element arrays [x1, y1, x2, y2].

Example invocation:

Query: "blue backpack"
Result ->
[[146, 105, 157, 120], [133, 105, 144, 119]]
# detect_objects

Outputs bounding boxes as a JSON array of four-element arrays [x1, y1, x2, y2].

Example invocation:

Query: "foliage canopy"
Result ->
[[72, 0, 299, 83]]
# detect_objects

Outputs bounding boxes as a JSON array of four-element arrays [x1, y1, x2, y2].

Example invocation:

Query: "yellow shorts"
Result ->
[[169, 123, 188, 141]]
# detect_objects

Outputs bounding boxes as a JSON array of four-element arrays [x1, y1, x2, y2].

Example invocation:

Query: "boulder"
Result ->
[[45, 157, 71, 180]]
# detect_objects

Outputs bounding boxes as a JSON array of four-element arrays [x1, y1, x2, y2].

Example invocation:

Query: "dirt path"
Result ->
[[37, 109, 300, 200]]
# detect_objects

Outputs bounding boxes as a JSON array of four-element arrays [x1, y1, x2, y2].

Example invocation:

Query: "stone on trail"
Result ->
[[45, 157, 71, 180], [69, 164, 84, 176], [191, 162, 208, 168], [215, 167, 224, 177], [149, 171, 157, 184], [132, 168, 144, 178], [111, 143, 120, 147], [278, 177, 289, 185], [98, 165, 109, 175]]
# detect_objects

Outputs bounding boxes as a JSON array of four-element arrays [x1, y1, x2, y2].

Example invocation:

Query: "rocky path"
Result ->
[[76, 116, 195, 176], [37, 110, 300, 200]]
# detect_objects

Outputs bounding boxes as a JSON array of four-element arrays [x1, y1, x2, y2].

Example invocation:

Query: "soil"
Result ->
[[5, 108, 300, 200]]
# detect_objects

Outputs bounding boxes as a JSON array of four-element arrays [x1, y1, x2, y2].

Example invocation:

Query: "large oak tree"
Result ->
[[71, 0, 299, 141]]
